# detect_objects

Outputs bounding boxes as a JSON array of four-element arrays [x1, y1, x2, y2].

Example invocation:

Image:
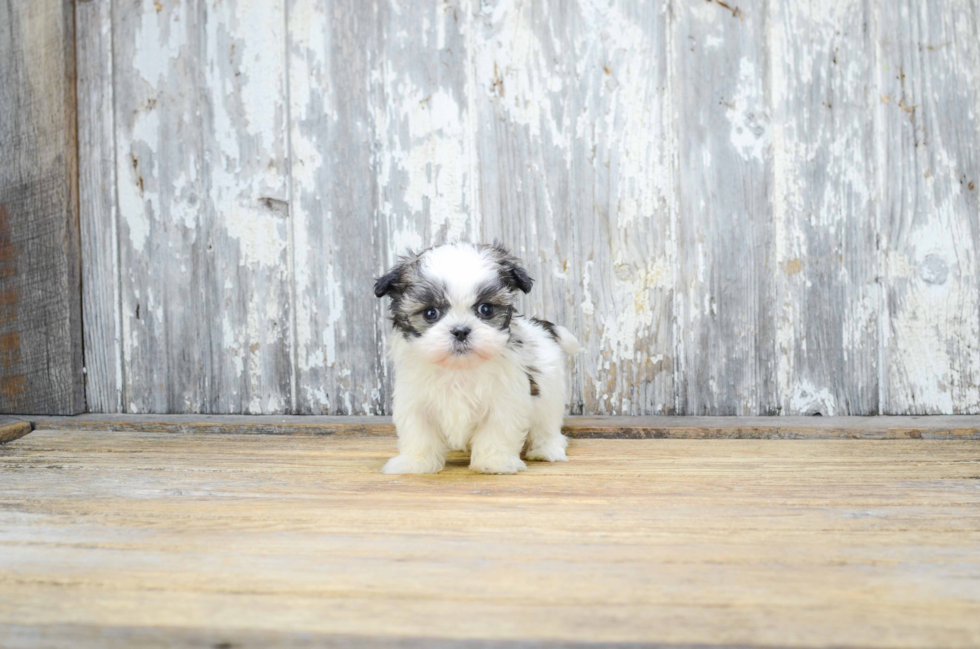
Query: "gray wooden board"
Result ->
[[673, 0, 777, 416], [113, 0, 212, 412], [877, 0, 980, 414], [75, 0, 980, 416], [0, 0, 84, 415], [770, 0, 879, 415], [113, 0, 294, 413], [23, 414, 980, 439], [288, 0, 390, 415], [476, 1, 676, 416], [77, 0, 122, 414]]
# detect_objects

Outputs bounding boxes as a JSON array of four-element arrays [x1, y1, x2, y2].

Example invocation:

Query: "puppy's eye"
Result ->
[[477, 303, 494, 318], [423, 307, 440, 322]]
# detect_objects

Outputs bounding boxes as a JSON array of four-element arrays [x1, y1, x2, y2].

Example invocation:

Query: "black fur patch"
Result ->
[[374, 251, 450, 339], [530, 317, 561, 343], [474, 279, 515, 331], [527, 373, 540, 397]]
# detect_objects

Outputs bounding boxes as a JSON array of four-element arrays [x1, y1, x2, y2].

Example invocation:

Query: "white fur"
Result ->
[[380, 244, 580, 474]]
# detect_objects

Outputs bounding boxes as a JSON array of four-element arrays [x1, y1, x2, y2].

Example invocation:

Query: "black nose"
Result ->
[[451, 326, 470, 342]]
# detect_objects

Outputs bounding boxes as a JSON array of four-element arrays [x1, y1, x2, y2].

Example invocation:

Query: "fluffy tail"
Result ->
[[554, 325, 581, 355]]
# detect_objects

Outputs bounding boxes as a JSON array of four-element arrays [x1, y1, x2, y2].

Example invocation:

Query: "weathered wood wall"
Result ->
[[77, 0, 980, 416], [0, 0, 84, 415]]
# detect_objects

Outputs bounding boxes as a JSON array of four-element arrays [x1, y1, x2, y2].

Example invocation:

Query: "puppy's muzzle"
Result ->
[[451, 326, 471, 342]]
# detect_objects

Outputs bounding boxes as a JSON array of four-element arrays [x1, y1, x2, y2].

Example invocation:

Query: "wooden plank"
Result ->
[[878, 0, 980, 413], [114, 0, 293, 413], [288, 0, 479, 414], [0, 0, 84, 415], [113, 0, 211, 412], [30, 414, 395, 437], [472, 1, 675, 415], [2, 431, 978, 647], [770, 0, 879, 415], [287, 0, 378, 415], [673, 0, 777, 415], [0, 417, 31, 445], [24, 414, 980, 439], [371, 0, 483, 413], [202, 0, 293, 413], [77, 0, 122, 413]]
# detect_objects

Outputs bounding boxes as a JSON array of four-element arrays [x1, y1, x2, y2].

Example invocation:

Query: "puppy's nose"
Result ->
[[451, 326, 471, 342]]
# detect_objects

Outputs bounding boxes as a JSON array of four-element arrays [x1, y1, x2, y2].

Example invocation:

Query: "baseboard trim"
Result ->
[[17, 414, 980, 440], [0, 416, 33, 444]]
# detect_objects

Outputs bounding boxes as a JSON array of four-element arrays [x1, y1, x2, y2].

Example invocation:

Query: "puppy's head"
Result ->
[[375, 242, 533, 369]]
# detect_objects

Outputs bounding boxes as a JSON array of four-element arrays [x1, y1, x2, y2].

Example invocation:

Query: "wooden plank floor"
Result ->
[[1, 429, 979, 648]]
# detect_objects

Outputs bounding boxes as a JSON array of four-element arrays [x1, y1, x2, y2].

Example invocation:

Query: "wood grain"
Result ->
[[288, 0, 391, 415], [475, 1, 676, 416], [1, 430, 978, 647], [113, 0, 295, 413], [770, 0, 879, 415], [202, 0, 293, 414], [877, 0, 980, 414], [113, 0, 211, 412], [77, 0, 122, 413], [673, 0, 777, 415], [23, 414, 980, 440], [0, 0, 84, 415]]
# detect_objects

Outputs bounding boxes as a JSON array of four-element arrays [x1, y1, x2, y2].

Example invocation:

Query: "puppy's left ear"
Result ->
[[491, 242, 534, 294], [507, 264, 533, 294]]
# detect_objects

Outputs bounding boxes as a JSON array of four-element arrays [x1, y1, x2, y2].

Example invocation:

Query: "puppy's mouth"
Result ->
[[451, 341, 472, 355]]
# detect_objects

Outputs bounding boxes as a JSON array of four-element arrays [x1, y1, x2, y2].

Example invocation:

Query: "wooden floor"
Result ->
[[1, 428, 979, 648]]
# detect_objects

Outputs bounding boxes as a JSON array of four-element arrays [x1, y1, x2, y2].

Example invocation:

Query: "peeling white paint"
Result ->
[[790, 380, 837, 416], [727, 59, 769, 162]]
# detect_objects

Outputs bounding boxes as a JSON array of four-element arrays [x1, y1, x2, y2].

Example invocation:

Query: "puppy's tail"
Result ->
[[554, 325, 581, 355]]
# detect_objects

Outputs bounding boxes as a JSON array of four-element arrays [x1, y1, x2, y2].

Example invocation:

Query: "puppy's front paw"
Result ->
[[525, 444, 568, 462], [381, 454, 444, 474], [469, 455, 527, 475]]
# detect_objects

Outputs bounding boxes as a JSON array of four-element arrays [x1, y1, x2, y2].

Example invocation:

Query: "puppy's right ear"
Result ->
[[375, 254, 415, 298], [374, 266, 402, 298]]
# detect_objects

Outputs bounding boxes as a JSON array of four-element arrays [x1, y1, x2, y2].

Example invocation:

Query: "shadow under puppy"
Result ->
[[375, 242, 581, 474]]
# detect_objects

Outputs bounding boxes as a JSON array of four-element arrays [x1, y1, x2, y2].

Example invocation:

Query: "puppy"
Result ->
[[374, 242, 581, 474]]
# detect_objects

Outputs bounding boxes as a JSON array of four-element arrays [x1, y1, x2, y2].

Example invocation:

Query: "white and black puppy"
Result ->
[[374, 242, 580, 474]]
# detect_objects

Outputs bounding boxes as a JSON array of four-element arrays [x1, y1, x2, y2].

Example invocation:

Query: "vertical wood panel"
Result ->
[[770, 0, 879, 415], [290, 0, 480, 414], [373, 0, 482, 411], [878, 0, 980, 413], [474, 0, 676, 415], [114, 0, 211, 412], [115, 0, 292, 413], [202, 0, 292, 413], [674, 0, 777, 415], [0, 0, 84, 414], [288, 0, 385, 415], [77, 0, 123, 413]]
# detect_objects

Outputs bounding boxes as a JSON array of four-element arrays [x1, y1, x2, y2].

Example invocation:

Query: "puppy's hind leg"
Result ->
[[382, 410, 447, 474], [524, 391, 568, 462]]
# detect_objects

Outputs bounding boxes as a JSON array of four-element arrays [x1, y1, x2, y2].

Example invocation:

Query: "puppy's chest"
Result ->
[[428, 374, 493, 450]]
